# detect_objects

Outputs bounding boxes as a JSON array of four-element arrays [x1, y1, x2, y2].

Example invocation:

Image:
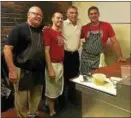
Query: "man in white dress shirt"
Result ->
[[61, 6, 82, 106]]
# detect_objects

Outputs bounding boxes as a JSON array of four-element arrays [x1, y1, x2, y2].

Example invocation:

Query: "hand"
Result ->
[[42, 25, 51, 30], [48, 68, 55, 79], [9, 69, 18, 84], [117, 57, 127, 62]]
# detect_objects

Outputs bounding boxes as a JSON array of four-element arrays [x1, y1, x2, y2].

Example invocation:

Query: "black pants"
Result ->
[[63, 50, 80, 104], [64, 50, 80, 84]]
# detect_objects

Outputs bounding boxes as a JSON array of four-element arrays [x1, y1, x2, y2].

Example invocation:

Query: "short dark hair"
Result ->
[[88, 6, 99, 15], [67, 6, 78, 12], [52, 11, 63, 18]]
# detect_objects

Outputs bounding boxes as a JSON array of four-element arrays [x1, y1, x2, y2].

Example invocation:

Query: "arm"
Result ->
[[78, 26, 84, 50], [3, 45, 18, 84], [45, 46, 55, 79], [3, 26, 20, 84], [80, 25, 86, 45], [42, 24, 51, 31], [110, 36, 126, 62], [43, 29, 55, 79], [107, 23, 126, 62]]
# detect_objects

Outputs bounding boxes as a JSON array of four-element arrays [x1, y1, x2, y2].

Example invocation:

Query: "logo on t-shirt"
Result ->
[[57, 35, 64, 46], [87, 30, 103, 39]]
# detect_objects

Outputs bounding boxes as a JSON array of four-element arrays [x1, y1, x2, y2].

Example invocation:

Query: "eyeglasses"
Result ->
[[30, 12, 43, 18]]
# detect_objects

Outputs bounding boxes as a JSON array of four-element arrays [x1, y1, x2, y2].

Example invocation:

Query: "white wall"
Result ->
[[96, 2, 130, 23], [73, 2, 131, 64]]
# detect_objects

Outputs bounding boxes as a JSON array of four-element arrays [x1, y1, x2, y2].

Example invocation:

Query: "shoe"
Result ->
[[50, 113, 57, 118]]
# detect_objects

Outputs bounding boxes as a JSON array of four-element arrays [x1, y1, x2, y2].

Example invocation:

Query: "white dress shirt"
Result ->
[[62, 19, 82, 52]]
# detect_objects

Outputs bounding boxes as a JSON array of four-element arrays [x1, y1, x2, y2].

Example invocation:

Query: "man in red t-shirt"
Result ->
[[80, 6, 126, 74], [43, 12, 64, 117]]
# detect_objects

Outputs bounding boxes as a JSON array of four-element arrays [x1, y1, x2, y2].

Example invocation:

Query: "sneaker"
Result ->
[[50, 113, 57, 118]]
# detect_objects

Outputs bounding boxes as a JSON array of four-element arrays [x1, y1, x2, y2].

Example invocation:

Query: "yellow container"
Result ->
[[92, 73, 106, 85]]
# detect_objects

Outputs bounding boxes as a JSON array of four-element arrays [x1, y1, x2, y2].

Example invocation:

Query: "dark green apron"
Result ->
[[80, 23, 104, 75]]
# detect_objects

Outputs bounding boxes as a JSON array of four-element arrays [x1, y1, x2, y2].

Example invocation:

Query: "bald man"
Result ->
[[3, 6, 45, 118]]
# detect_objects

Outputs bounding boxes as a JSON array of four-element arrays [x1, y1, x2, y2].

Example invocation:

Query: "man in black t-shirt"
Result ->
[[3, 6, 45, 118]]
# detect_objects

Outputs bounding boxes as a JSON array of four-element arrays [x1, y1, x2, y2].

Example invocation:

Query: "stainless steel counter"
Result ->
[[73, 58, 131, 117], [75, 79, 131, 117]]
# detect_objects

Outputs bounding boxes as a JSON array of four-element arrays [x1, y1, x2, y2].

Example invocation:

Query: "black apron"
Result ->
[[16, 26, 45, 90], [80, 23, 104, 75]]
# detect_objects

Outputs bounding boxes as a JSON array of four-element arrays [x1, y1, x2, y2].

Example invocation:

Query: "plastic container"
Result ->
[[121, 65, 131, 79], [92, 73, 106, 85]]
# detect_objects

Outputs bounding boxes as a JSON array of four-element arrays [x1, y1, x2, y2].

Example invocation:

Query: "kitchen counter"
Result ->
[[93, 58, 130, 77], [71, 58, 131, 117]]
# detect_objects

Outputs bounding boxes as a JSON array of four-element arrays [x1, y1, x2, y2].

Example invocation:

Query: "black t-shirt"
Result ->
[[6, 22, 45, 71], [7, 23, 42, 55]]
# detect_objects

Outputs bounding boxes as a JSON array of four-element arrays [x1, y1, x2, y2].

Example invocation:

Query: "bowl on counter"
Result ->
[[92, 73, 106, 85]]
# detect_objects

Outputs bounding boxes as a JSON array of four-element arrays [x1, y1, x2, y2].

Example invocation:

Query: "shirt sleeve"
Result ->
[[6, 26, 19, 47], [108, 23, 115, 38], [42, 29, 51, 46]]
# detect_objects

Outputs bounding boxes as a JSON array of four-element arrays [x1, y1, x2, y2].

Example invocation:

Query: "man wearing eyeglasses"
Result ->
[[3, 6, 45, 118]]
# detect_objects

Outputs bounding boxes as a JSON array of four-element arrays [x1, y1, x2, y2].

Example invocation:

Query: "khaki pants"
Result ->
[[14, 68, 43, 118]]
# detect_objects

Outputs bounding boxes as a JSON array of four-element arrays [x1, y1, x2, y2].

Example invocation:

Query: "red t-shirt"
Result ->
[[43, 29, 64, 63], [80, 21, 115, 45]]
